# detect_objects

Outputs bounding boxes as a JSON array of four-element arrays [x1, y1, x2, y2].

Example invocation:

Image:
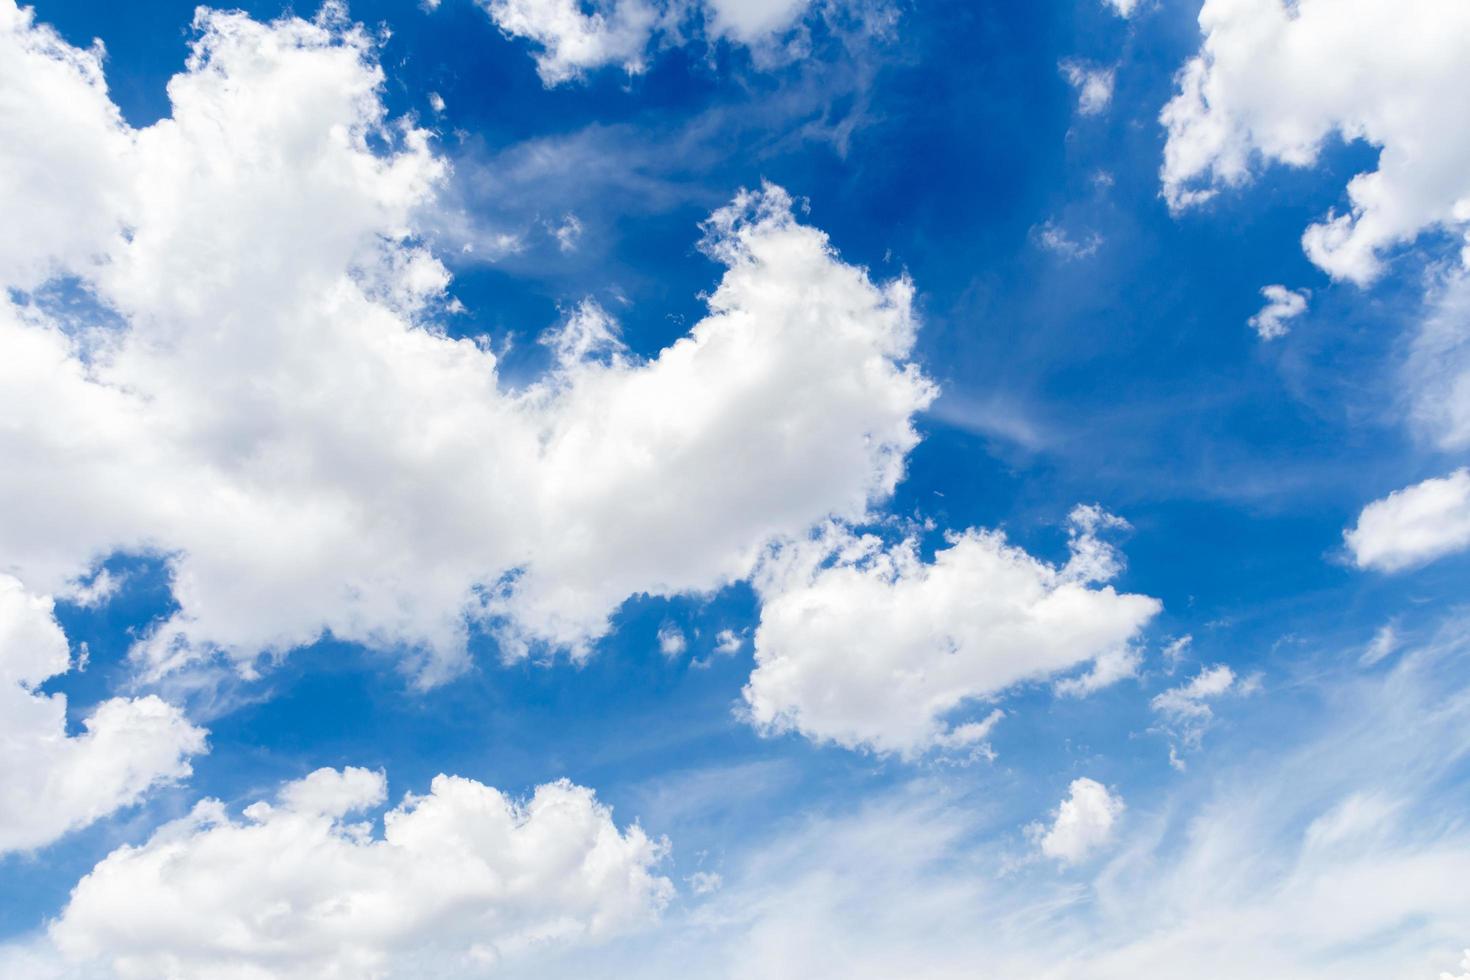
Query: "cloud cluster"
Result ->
[[743, 507, 1161, 756], [1150, 663, 1249, 768], [477, 0, 829, 84], [49, 767, 672, 978], [516, 623, 1470, 980], [0, 575, 206, 854], [1346, 469, 1470, 573], [0, 2, 933, 683], [1161, 0, 1470, 283]]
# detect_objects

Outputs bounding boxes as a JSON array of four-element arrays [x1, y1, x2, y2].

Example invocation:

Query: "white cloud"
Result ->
[[475, 0, 832, 85], [1150, 663, 1244, 768], [1406, 269, 1470, 451], [501, 622, 1470, 980], [1346, 469, 1470, 572], [743, 507, 1161, 756], [1161, 634, 1192, 670], [1053, 643, 1142, 698], [427, 90, 445, 113], [1444, 951, 1470, 980], [1362, 623, 1399, 667], [479, 0, 658, 84], [550, 212, 583, 252], [691, 627, 744, 669], [57, 568, 124, 609], [0, 575, 206, 854], [1033, 220, 1102, 260], [1059, 60, 1114, 116], [686, 870, 723, 895], [48, 766, 671, 978], [1102, 0, 1140, 17], [1160, 0, 1470, 284], [0, 4, 934, 684], [702, 0, 812, 44], [0, 1, 131, 294], [657, 623, 686, 658], [1247, 284, 1308, 340], [19, 628, 1470, 980], [1032, 777, 1124, 864]]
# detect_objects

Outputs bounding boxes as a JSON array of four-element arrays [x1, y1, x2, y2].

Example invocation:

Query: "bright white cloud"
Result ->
[[1033, 777, 1124, 864], [49, 766, 671, 978], [1346, 469, 1470, 573], [1150, 663, 1245, 768], [1102, 0, 1140, 17], [0, 575, 205, 854], [476, 0, 829, 85], [0, 4, 933, 684], [743, 507, 1161, 756], [480, 0, 657, 84], [1059, 59, 1114, 116], [0, 2, 131, 293], [1247, 284, 1308, 340], [1160, 0, 1470, 284]]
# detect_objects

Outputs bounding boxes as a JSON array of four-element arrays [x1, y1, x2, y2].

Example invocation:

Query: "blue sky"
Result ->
[[2, 0, 1470, 976]]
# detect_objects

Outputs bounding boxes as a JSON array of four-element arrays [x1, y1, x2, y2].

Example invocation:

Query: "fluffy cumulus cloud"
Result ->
[[1345, 469, 1470, 573], [0, 3, 933, 684], [477, 0, 824, 84], [49, 767, 672, 978], [478, 0, 658, 84], [1032, 777, 1124, 864], [1161, 0, 1470, 284], [743, 507, 1161, 756], [1247, 284, 1308, 340], [0, 576, 205, 854]]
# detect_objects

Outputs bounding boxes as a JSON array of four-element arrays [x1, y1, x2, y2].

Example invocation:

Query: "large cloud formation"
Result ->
[[49, 767, 672, 978], [0, 0, 933, 684], [0, 575, 206, 854], [1161, 0, 1470, 284], [743, 507, 1161, 756]]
